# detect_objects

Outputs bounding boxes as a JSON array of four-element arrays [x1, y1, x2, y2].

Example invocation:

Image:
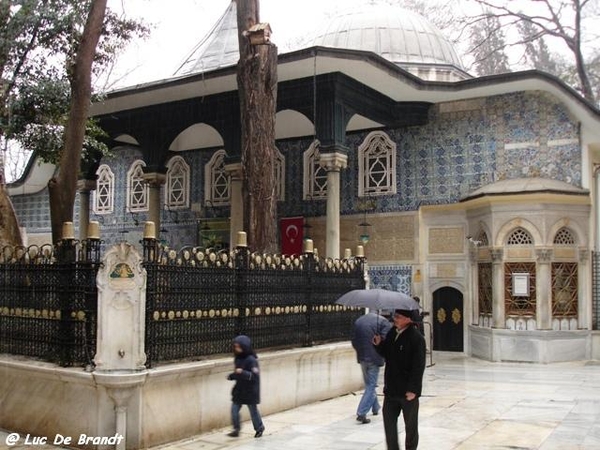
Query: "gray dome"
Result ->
[[310, 5, 463, 69]]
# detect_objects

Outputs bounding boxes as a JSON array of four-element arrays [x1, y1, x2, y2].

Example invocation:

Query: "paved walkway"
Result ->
[[153, 353, 600, 450], [2, 353, 599, 449]]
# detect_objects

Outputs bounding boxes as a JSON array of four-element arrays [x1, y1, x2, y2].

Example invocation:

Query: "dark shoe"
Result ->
[[227, 430, 239, 437], [254, 427, 265, 438], [372, 410, 379, 416], [356, 415, 371, 424]]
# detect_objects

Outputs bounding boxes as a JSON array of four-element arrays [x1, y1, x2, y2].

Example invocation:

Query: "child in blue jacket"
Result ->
[[227, 335, 265, 438]]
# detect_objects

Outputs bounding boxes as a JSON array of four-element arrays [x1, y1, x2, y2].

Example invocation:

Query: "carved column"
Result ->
[[536, 248, 553, 330], [470, 248, 479, 325], [578, 249, 590, 329], [77, 179, 97, 241], [142, 173, 166, 238], [491, 248, 505, 328], [319, 152, 348, 259], [225, 162, 244, 250]]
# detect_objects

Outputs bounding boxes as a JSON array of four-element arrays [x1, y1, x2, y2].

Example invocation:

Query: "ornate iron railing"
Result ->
[[142, 240, 366, 367], [0, 239, 101, 367]]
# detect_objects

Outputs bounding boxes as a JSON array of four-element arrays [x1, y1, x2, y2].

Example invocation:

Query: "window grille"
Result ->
[[358, 131, 397, 196], [478, 262, 492, 315], [274, 148, 285, 201], [553, 227, 576, 245], [551, 262, 578, 317], [504, 262, 536, 315], [127, 160, 149, 212], [205, 150, 230, 205], [93, 164, 114, 214], [506, 228, 533, 246], [303, 141, 327, 200], [165, 156, 190, 209]]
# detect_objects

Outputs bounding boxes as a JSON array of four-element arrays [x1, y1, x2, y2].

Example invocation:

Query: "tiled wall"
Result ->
[[12, 91, 581, 249], [368, 264, 413, 294]]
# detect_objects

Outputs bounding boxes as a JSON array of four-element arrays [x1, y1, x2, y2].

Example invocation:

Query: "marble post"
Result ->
[[491, 248, 505, 328], [470, 248, 479, 325], [578, 249, 590, 329], [536, 248, 553, 330], [77, 179, 97, 241], [94, 242, 148, 450], [225, 163, 244, 250], [142, 173, 166, 239], [319, 152, 348, 259]]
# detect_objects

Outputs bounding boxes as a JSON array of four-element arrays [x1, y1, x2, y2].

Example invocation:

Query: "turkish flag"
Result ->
[[280, 217, 304, 256]]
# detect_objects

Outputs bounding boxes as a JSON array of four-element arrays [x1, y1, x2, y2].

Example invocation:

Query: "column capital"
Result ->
[[224, 162, 243, 180], [319, 152, 348, 172], [536, 248, 553, 263], [579, 248, 589, 264], [490, 248, 503, 263], [77, 179, 97, 193], [142, 172, 166, 187]]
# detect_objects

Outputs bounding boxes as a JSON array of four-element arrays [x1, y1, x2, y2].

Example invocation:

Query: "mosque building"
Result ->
[[9, 1, 600, 362]]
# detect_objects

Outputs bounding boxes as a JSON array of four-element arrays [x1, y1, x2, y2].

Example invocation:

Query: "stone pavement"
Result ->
[[2, 353, 599, 450], [153, 353, 600, 450]]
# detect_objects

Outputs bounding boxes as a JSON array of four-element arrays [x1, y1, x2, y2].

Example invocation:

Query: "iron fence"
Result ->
[[593, 251, 600, 330], [143, 240, 366, 367], [0, 239, 101, 367]]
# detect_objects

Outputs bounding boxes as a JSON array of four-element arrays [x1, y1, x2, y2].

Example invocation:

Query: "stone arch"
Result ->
[[475, 220, 492, 247], [548, 218, 585, 246], [275, 109, 314, 140], [112, 133, 140, 146], [169, 123, 224, 151], [429, 280, 465, 295], [495, 218, 543, 247], [346, 113, 384, 132]]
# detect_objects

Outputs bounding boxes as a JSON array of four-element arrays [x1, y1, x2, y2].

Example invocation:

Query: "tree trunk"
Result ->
[[573, 3, 594, 102], [48, 0, 107, 243], [235, 0, 278, 253]]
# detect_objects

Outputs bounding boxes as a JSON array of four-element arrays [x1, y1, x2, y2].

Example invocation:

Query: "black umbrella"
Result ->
[[336, 288, 419, 311]]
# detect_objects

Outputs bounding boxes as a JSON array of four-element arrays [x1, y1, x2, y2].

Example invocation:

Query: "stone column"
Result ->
[[470, 248, 479, 325], [319, 152, 348, 259], [491, 248, 505, 328], [77, 179, 97, 241], [142, 173, 166, 238], [578, 249, 590, 329], [536, 248, 553, 330], [225, 162, 244, 250]]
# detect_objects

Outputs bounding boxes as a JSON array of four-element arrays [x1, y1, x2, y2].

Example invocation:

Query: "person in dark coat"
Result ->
[[351, 312, 392, 423], [373, 309, 426, 450], [226, 335, 265, 438]]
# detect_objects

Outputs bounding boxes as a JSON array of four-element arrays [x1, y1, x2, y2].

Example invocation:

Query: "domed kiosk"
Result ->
[[309, 5, 469, 81]]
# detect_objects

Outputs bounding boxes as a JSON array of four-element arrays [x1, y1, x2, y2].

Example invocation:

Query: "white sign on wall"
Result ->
[[512, 273, 530, 297]]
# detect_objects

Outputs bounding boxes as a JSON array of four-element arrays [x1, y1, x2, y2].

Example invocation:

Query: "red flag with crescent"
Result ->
[[280, 217, 304, 256]]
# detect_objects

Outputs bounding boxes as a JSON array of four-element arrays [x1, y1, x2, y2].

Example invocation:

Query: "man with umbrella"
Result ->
[[373, 308, 426, 450], [351, 311, 391, 424]]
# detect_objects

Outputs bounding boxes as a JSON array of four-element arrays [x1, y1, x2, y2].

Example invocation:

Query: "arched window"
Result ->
[[93, 164, 114, 214], [165, 156, 190, 209], [506, 228, 533, 245], [358, 131, 397, 197], [553, 227, 576, 245], [303, 140, 327, 200], [127, 160, 149, 212], [204, 149, 230, 205], [275, 148, 285, 201], [477, 229, 489, 247]]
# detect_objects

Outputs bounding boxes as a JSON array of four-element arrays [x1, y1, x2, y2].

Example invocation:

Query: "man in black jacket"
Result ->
[[373, 309, 426, 450]]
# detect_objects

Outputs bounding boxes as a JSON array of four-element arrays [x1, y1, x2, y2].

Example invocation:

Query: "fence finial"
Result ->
[[303, 239, 314, 254], [143, 221, 156, 240], [356, 245, 365, 258], [237, 231, 248, 247], [88, 221, 100, 240], [62, 222, 75, 240], [344, 248, 351, 259]]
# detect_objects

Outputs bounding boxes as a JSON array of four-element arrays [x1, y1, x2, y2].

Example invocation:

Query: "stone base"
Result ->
[[0, 342, 362, 449], [469, 325, 593, 363]]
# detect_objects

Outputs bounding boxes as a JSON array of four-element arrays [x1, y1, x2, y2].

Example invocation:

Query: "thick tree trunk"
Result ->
[[48, 0, 107, 243], [0, 185, 23, 247], [235, 0, 278, 253]]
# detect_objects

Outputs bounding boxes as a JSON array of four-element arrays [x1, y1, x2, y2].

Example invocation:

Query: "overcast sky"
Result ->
[[103, 0, 422, 89]]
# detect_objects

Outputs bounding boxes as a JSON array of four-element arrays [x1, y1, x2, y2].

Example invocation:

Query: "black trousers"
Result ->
[[382, 396, 419, 450]]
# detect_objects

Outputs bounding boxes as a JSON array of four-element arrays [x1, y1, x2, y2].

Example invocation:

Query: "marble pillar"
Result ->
[[77, 179, 97, 241], [491, 248, 505, 329], [578, 249, 590, 329], [536, 248, 553, 330], [319, 152, 348, 259], [225, 162, 244, 250], [470, 248, 479, 325], [142, 173, 166, 239]]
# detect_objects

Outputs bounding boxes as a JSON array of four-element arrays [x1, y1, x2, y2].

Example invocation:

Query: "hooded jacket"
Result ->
[[228, 335, 261, 405], [351, 312, 392, 366]]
